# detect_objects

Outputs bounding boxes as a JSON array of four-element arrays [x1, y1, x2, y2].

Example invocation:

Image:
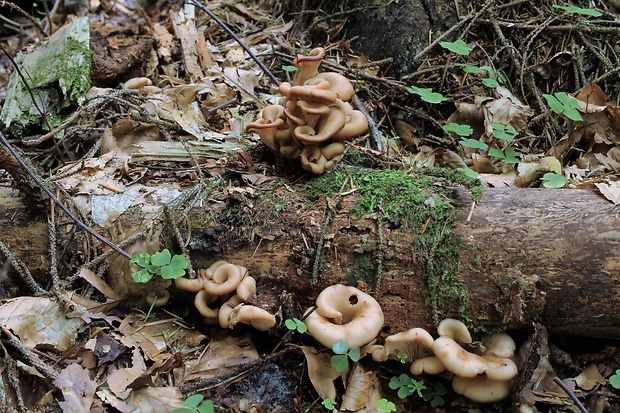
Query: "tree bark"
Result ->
[[3, 184, 620, 338]]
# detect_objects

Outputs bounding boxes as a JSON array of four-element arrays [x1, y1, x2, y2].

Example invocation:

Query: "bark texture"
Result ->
[[3, 183, 620, 338]]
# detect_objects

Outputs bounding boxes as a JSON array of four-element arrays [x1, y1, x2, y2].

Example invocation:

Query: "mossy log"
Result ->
[[3, 182, 619, 338]]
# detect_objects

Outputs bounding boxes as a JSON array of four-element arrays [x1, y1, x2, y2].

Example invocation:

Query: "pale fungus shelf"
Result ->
[[247, 47, 368, 174]]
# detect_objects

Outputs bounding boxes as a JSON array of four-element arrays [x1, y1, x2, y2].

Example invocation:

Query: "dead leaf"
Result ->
[[300, 346, 339, 401], [574, 364, 606, 391], [0, 297, 84, 349], [595, 181, 620, 205], [54, 363, 97, 413], [130, 386, 185, 413], [340, 363, 383, 411], [108, 348, 148, 399]]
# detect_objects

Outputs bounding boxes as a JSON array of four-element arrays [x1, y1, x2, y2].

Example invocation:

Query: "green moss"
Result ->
[[304, 166, 483, 325]]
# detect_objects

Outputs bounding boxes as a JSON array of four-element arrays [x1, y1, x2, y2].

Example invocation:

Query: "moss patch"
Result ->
[[304, 166, 482, 325]]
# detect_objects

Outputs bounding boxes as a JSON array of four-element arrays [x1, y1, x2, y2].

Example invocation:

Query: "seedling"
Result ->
[[454, 63, 480, 74], [131, 249, 189, 283], [553, 3, 602, 17], [406, 86, 447, 104], [396, 353, 409, 364], [492, 123, 518, 141], [388, 374, 426, 399], [282, 65, 297, 72], [376, 398, 396, 412], [609, 369, 620, 389], [488, 146, 519, 163], [172, 394, 214, 413], [422, 382, 448, 407], [443, 122, 473, 137], [459, 138, 488, 150], [541, 172, 569, 188], [322, 398, 337, 410], [481, 78, 500, 89], [439, 40, 472, 56], [330, 340, 361, 373], [284, 318, 308, 334], [543, 92, 583, 121]]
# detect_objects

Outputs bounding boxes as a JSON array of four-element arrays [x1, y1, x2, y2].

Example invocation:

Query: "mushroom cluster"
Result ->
[[247, 47, 368, 174], [370, 318, 518, 403], [175, 261, 276, 331]]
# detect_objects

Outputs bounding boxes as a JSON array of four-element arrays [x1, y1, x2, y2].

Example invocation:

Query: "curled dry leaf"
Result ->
[[299, 346, 339, 401], [594, 181, 620, 205], [54, 363, 97, 413]]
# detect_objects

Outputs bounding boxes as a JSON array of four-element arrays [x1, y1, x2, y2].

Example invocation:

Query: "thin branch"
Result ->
[[189, 0, 281, 86]]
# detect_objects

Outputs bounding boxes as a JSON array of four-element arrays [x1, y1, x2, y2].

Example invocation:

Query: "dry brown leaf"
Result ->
[[300, 346, 339, 401], [176, 332, 258, 384], [340, 363, 383, 412], [130, 386, 185, 413], [77, 266, 121, 300], [0, 297, 84, 349], [54, 363, 97, 413], [574, 364, 606, 391], [394, 119, 419, 149], [594, 181, 620, 205], [480, 171, 517, 188], [108, 348, 147, 399]]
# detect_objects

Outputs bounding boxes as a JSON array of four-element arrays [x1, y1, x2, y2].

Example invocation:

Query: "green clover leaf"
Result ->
[[439, 40, 472, 55]]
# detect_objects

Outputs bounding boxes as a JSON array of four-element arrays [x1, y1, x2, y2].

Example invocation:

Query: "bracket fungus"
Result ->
[[246, 47, 368, 174], [303, 284, 384, 349], [175, 261, 275, 331]]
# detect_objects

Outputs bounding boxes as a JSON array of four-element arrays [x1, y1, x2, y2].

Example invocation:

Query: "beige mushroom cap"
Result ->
[[437, 318, 472, 344], [304, 284, 384, 349], [410, 356, 447, 376], [204, 263, 247, 296], [145, 288, 170, 307], [384, 327, 435, 363], [452, 374, 513, 403], [236, 275, 257, 301], [481, 332, 516, 359], [229, 305, 277, 331], [194, 289, 219, 320], [292, 47, 327, 86], [432, 337, 518, 380]]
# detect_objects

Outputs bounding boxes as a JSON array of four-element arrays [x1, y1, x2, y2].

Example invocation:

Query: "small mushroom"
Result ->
[[304, 284, 384, 349], [410, 356, 447, 375], [300, 145, 327, 174], [145, 288, 170, 307], [331, 101, 369, 141], [194, 289, 219, 320], [292, 47, 327, 86], [481, 332, 516, 358], [203, 263, 247, 296], [451, 374, 513, 403], [294, 106, 347, 144], [229, 305, 277, 331], [175, 268, 210, 292], [246, 105, 287, 154], [236, 275, 257, 301], [312, 72, 355, 101], [437, 318, 472, 344]]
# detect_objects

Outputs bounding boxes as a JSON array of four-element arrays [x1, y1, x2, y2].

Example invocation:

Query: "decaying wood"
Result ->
[[3, 184, 620, 338]]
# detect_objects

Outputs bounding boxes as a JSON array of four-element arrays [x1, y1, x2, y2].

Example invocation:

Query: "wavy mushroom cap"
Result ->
[[194, 289, 219, 319], [432, 337, 518, 380], [175, 269, 211, 292], [297, 100, 331, 128], [229, 305, 276, 331], [452, 374, 513, 403], [332, 109, 368, 141], [219, 294, 244, 329], [236, 275, 257, 301], [204, 263, 247, 296], [304, 284, 384, 349], [384, 327, 435, 364], [300, 145, 327, 174], [481, 332, 516, 359], [293, 106, 347, 144], [313, 72, 355, 102], [292, 47, 327, 86], [437, 318, 472, 344], [410, 356, 447, 375], [246, 105, 287, 153]]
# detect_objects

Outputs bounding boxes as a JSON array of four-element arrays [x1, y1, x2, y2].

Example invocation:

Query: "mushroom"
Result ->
[[218, 294, 276, 331], [481, 332, 516, 358], [175, 268, 211, 292], [303, 284, 384, 349], [236, 275, 257, 301], [194, 289, 219, 320], [293, 106, 347, 144], [300, 145, 328, 174], [331, 101, 369, 141], [436, 318, 472, 344], [246, 105, 287, 154], [312, 72, 355, 102], [145, 288, 170, 307], [292, 47, 327, 86], [203, 263, 247, 296], [451, 374, 513, 403]]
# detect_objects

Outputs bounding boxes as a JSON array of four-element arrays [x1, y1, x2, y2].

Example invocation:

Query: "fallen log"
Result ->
[[2, 176, 619, 338]]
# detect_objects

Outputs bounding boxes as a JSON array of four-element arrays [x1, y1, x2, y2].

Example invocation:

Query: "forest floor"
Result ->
[[1, 0, 620, 412]]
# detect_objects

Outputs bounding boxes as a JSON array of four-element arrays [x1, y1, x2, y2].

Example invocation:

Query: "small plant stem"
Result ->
[[552, 376, 589, 413]]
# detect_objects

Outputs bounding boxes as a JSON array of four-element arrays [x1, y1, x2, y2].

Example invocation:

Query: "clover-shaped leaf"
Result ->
[[407, 86, 447, 104], [151, 249, 172, 267], [459, 138, 488, 150], [439, 40, 472, 55], [131, 252, 151, 268], [443, 122, 473, 137], [609, 369, 620, 389], [541, 172, 569, 188], [376, 398, 396, 412]]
